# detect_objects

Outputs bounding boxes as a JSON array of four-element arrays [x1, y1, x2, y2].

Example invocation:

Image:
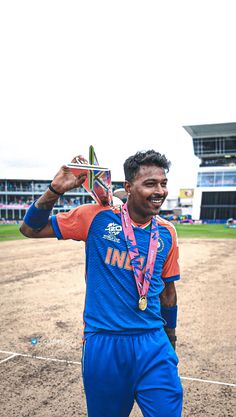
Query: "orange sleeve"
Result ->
[[56, 204, 108, 241], [161, 224, 180, 281]]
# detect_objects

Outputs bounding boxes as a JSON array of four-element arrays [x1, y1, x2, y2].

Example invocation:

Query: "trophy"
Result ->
[[66, 145, 113, 206]]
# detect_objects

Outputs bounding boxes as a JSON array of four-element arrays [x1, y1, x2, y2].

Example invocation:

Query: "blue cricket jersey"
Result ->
[[51, 204, 180, 338]]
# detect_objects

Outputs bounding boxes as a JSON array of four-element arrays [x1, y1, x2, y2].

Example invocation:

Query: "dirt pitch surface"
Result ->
[[0, 238, 235, 417]]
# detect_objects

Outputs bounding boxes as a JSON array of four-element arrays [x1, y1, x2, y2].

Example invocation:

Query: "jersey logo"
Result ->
[[158, 237, 164, 252], [103, 222, 122, 243]]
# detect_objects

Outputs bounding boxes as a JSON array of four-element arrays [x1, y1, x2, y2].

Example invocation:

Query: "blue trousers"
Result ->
[[82, 328, 183, 417]]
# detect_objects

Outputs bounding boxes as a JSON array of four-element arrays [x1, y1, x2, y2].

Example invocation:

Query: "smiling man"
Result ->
[[20, 150, 183, 417]]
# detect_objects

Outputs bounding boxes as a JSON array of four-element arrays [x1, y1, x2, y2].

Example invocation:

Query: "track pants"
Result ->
[[82, 328, 183, 417]]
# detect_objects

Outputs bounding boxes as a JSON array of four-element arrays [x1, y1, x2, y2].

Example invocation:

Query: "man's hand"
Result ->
[[50, 155, 88, 195], [20, 155, 88, 239]]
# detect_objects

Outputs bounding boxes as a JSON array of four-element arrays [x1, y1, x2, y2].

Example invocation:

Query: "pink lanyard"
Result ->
[[121, 202, 159, 311]]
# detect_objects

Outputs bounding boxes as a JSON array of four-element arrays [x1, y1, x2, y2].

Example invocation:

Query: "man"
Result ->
[[20, 150, 183, 417]]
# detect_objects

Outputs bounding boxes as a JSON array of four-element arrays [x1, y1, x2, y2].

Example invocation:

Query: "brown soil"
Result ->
[[0, 238, 235, 417]]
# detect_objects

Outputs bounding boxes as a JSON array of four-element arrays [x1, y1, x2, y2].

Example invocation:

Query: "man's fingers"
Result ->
[[77, 173, 87, 179], [75, 173, 87, 186], [71, 155, 88, 164]]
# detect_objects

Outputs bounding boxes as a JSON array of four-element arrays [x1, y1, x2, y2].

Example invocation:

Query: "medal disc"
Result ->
[[139, 296, 147, 311]]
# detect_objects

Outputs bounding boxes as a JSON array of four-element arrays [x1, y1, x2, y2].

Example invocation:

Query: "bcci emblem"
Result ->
[[157, 237, 164, 252], [103, 222, 122, 243]]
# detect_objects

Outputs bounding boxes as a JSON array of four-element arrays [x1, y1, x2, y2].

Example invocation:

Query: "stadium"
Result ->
[[0, 179, 123, 221], [1, 123, 235, 226]]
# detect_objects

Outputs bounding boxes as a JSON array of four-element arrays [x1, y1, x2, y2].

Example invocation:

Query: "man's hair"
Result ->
[[124, 150, 171, 182]]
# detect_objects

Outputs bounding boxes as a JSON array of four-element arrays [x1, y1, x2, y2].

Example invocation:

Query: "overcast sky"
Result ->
[[0, 1, 236, 196]]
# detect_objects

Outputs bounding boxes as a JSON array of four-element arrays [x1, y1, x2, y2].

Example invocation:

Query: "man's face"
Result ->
[[125, 164, 168, 221]]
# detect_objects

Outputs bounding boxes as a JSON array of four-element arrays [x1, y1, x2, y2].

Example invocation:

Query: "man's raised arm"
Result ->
[[20, 156, 87, 239]]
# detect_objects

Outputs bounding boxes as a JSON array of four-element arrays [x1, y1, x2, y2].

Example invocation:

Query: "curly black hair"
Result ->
[[124, 150, 171, 182]]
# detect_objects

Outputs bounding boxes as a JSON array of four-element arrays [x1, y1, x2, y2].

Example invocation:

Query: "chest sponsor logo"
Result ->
[[103, 222, 122, 243]]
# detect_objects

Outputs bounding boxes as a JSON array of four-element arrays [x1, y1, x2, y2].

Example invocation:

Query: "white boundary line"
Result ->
[[0, 353, 18, 364], [181, 376, 236, 388], [0, 350, 80, 365], [0, 349, 235, 388]]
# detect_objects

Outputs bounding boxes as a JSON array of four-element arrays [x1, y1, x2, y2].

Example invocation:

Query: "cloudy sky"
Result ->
[[0, 1, 236, 195]]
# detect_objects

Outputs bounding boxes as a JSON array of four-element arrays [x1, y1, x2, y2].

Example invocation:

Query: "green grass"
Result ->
[[0, 224, 26, 241], [0, 222, 236, 242], [175, 223, 236, 239]]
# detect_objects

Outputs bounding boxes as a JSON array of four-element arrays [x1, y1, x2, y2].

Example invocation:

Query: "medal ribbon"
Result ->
[[121, 202, 159, 300]]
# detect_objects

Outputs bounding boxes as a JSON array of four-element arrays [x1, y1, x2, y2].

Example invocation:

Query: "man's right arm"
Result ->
[[20, 157, 87, 239]]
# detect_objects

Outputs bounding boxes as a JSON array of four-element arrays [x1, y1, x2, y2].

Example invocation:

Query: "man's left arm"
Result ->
[[160, 281, 178, 350]]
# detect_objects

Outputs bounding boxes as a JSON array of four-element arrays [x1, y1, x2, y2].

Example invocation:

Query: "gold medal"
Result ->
[[139, 296, 147, 311]]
